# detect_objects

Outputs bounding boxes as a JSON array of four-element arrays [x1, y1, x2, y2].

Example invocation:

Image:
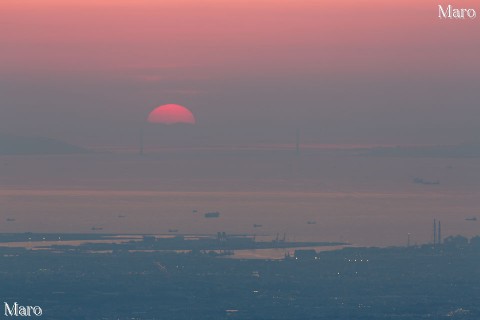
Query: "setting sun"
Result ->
[[147, 104, 196, 125]]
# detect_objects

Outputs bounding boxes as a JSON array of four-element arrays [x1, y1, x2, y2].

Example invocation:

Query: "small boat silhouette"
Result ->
[[204, 212, 220, 218]]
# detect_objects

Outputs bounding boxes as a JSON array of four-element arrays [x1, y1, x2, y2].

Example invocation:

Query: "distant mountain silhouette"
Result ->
[[0, 133, 88, 155], [362, 143, 480, 158]]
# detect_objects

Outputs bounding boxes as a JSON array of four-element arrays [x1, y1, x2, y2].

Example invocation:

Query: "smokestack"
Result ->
[[438, 221, 442, 245], [433, 219, 437, 247]]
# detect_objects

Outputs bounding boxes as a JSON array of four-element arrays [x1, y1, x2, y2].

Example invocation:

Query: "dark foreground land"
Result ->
[[0, 234, 479, 320]]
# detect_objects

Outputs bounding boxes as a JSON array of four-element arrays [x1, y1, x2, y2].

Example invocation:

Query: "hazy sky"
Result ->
[[1, 0, 479, 148]]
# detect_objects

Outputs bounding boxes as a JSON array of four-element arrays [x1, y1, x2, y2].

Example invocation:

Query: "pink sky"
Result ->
[[2, 0, 478, 75], [0, 0, 479, 146]]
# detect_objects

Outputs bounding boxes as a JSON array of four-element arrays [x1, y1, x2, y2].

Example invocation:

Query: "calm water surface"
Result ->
[[1, 151, 479, 246]]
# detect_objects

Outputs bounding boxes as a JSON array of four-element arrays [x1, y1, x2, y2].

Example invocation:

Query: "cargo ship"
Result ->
[[204, 212, 220, 218]]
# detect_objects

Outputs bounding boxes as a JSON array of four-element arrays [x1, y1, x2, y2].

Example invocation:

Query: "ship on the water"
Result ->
[[204, 212, 220, 218]]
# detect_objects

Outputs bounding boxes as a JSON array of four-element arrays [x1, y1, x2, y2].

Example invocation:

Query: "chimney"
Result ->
[[438, 221, 442, 245]]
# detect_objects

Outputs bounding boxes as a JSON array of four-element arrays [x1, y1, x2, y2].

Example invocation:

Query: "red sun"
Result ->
[[147, 104, 196, 125]]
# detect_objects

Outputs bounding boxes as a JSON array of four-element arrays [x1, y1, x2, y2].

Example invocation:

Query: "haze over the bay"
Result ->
[[2, 3, 480, 319], [1, 1, 480, 247]]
